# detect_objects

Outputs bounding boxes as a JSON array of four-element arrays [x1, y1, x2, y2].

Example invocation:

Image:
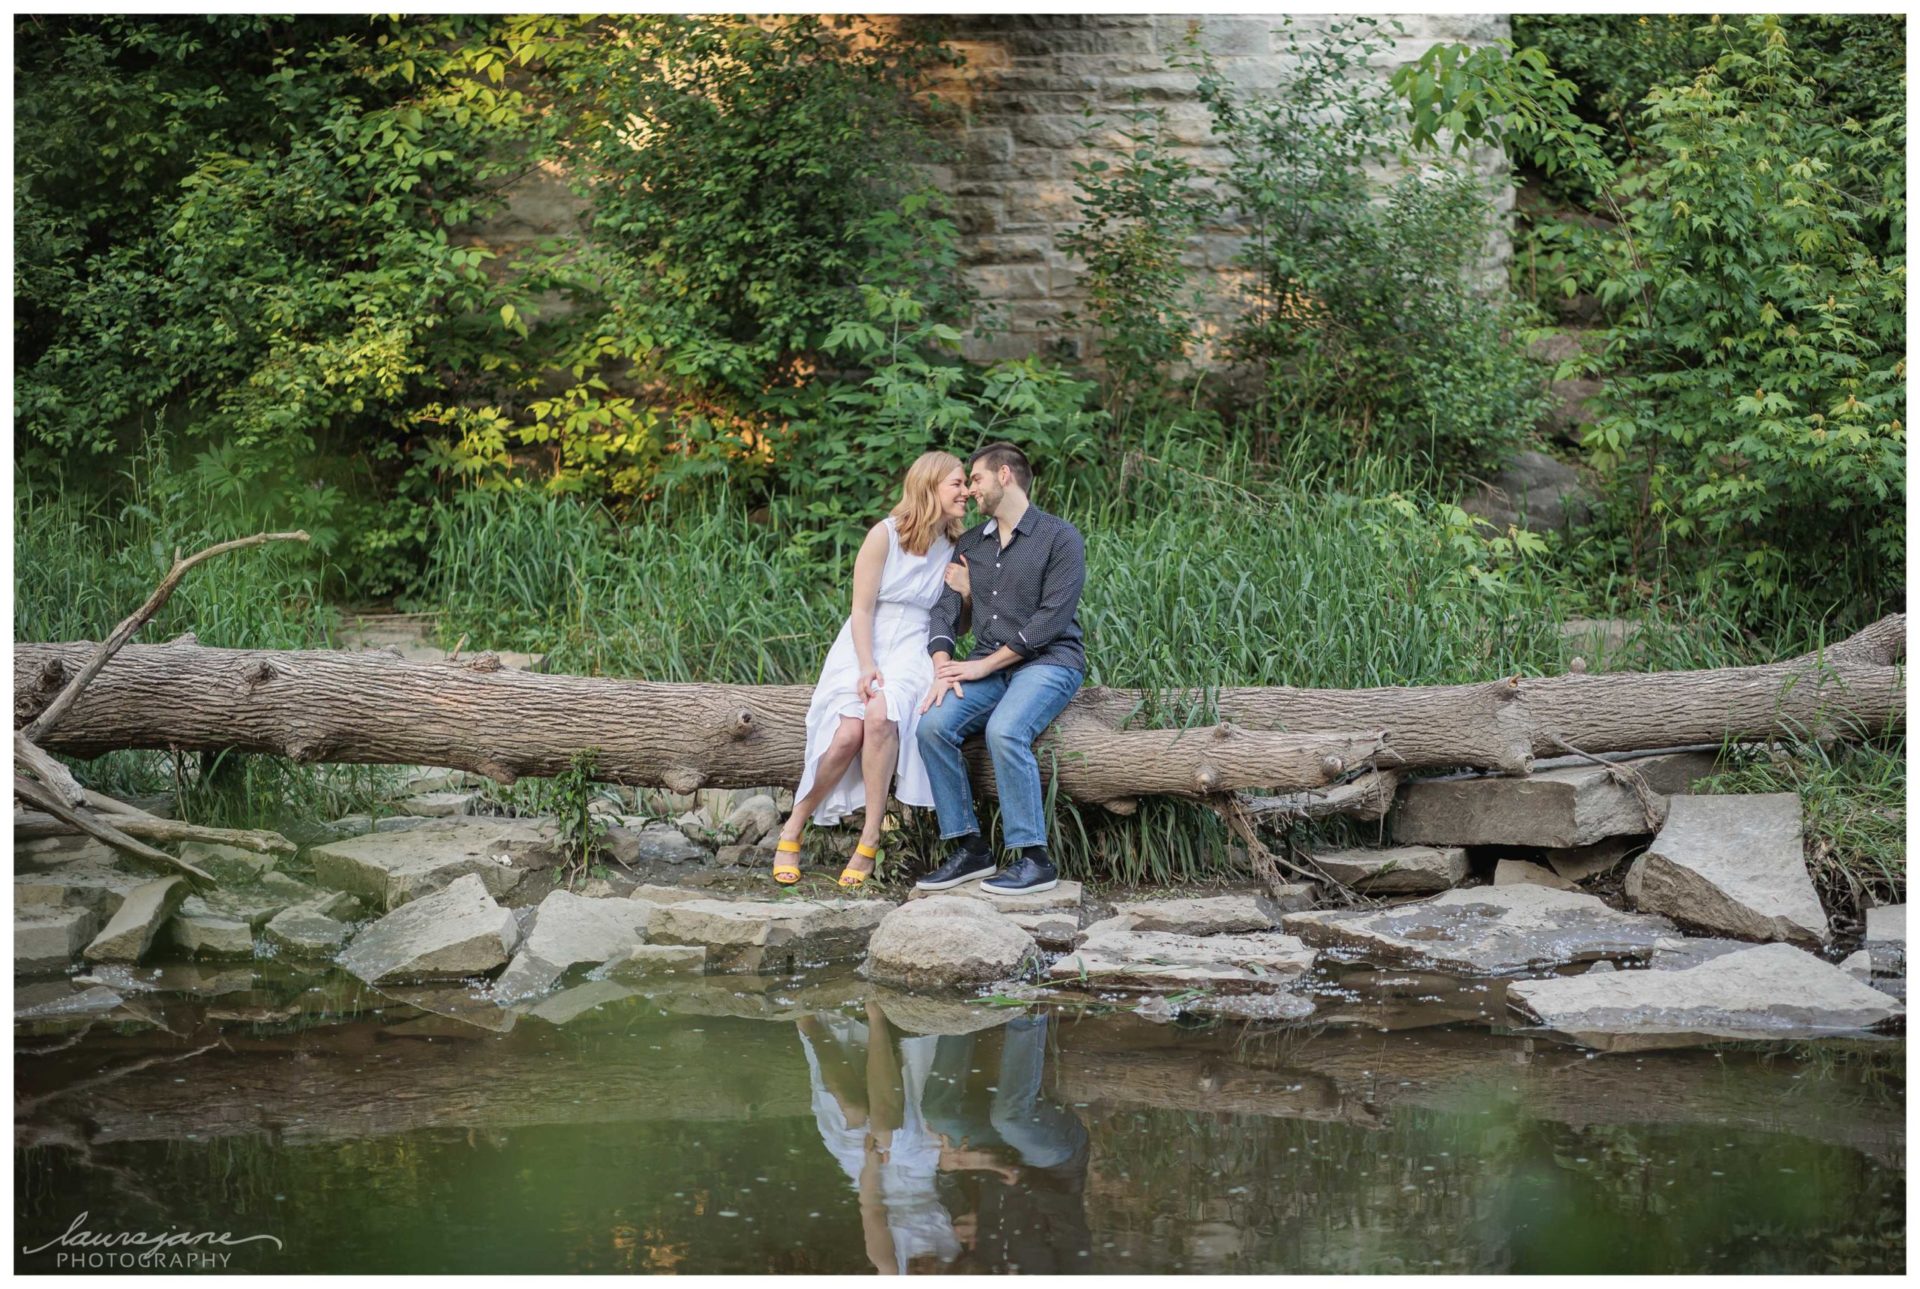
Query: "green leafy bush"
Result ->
[[1184, 19, 1549, 479]]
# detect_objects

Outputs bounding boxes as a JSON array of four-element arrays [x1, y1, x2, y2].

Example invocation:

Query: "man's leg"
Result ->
[[980, 664, 1083, 851], [913, 671, 1007, 842]]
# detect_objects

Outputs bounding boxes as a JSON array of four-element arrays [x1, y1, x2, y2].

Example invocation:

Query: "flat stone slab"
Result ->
[[1865, 904, 1905, 976], [17, 907, 102, 974], [1049, 925, 1316, 994], [75, 963, 257, 997], [398, 790, 484, 817], [1507, 942, 1903, 1044], [177, 841, 278, 884], [337, 872, 522, 985], [1283, 885, 1676, 975], [14, 835, 126, 869], [1624, 793, 1827, 945], [522, 979, 639, 1026], [84, 877, 190, 964], [867, 895, 1039, 989], [492, 890, 656, 1000], [1108, 893, 1279, 936], [1005, 911, 1079, 950], [15, 862, 145, 920], [170, 913, 255, 958], [264, 905, 352, 957], [178, 888, 295, 931], [1315, 846, 1468, 894], [309, 817, 561, 911], [1493, 860, 1579, 891], [1393, 750, 1717, 848], [907, 879, 1082, 913], [647, 896, 892, 973], [1134, 991, 1317, 1023]]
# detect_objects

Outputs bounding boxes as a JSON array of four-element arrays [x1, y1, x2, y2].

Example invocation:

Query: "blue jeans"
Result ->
[[914, 662, 1083, 850]]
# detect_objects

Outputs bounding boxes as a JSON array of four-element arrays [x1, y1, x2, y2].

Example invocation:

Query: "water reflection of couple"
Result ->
[[795, 1003, 1092, 1274]]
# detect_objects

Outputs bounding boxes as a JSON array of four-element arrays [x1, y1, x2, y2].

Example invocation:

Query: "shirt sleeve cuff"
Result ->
[[1009, 631, 1036, 659], [928, 635, 956, 656]]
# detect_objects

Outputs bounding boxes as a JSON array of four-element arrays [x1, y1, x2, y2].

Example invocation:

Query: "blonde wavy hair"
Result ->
[[889, 450, 966, 556]]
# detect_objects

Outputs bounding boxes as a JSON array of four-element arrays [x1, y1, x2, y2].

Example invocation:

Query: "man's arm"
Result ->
[[1008, 525, 1086, 659], [927, 579, 963, 661]]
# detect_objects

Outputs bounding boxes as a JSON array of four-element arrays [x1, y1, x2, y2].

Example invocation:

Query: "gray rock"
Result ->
[[1005, 911, 1080, 950], [602, 822, 708, 866], [83, 877, 190, 963], [720, 794, 781, 844], [259, 870, 324, 903], [15, 864, 144, 919], [308, 816, 561, 911], [1624, 793, 1827, 945], [322, 814, 375, 839], [1840, 949, 1873, 985], [1109, 893, 1279, 936], [1134, 991, 1317, 1023], [906, 878, 1083, 913], [1283, 885, 1675, 975], [264, 905, 352, 957], [492, 891, 656, 1000], [867, 895, 1039, 989], [176, 841, 277, 884], [373, 815, 434, 834], [14, 834, 124, 869], [15, 908, 101, 974], [1507, 942, 1903, 1043], [592, 944, 707, 981], [398, 790, 483, 818], [1493, 859, 1579, 891], [1393, 751, 1718, 849], [170, 914, 255, 958], [336, 872, 522, 985], [1050, 924, 1316, 994], [1460, 449, 1594, 535], [1315, 845, 1468, 894], [1557, 617, 1645, 668], [75, 962, 256, 997], [15, 981, 126, 1021], [1546, 836, 1643, 884], [626, 884, 707, 906], [1645, 934, 1755, 971], [1865, 904, 1905, 976], [647, 896, 891, 973]]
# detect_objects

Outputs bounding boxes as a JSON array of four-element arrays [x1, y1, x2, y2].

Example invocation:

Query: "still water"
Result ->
[[14, 963, 1905, 1274]]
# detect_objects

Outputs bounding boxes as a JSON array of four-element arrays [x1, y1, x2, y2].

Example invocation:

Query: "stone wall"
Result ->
[[470, 14, 1514, 370], [920, 13, 1513, 363]]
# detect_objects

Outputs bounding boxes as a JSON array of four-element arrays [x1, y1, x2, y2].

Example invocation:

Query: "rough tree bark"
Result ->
[[14, 614, 1902, 809]]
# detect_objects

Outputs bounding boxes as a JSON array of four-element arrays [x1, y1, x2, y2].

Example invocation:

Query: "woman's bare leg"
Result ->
[[847, 695, 898, 874], [779, 717, 864, 842]]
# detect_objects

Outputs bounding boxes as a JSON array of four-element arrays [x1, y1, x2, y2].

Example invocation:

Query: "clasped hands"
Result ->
[[918, 656, 990, 712]]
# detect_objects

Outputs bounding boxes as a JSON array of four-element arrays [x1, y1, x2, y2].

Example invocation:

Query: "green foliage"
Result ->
[[1055, 100, 1213, 423], [779, 283, 1104, 556], [1398, 15, 1905, 618], [1185, 19, 1550, 479], [551, 749, 610, 889]]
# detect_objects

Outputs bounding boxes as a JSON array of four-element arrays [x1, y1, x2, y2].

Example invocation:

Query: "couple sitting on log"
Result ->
[[774, 443, 1086, 897]]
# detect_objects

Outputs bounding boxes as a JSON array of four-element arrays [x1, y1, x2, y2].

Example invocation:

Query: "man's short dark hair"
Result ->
[[969, 442, 1033, 491]]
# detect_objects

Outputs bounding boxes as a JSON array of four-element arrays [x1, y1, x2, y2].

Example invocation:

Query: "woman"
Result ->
[[774, 451, 970, 886]]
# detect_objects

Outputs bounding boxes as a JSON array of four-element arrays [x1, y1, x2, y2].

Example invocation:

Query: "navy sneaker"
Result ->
[[981, 853, 1057, 896], [915, 839, 997, 891]]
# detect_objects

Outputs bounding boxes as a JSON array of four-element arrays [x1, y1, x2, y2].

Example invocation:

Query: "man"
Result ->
[[914, 442, 1086, 895]]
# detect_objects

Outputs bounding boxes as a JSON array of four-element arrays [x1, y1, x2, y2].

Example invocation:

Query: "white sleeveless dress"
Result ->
[[795, 516, 952, 825]]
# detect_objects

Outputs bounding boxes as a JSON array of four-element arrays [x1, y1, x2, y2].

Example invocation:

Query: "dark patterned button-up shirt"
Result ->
[[926, 504, 1087, 672]]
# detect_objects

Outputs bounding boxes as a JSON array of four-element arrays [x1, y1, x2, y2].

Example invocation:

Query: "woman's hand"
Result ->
[[944, 555, 970, 601], [857, 667, 885, 702]]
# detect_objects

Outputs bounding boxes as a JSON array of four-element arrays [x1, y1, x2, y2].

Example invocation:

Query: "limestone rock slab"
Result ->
[[1392, 751, 1717, 848], [170, 913, 255, 958], [647, 896, 891, 973], [1624, 793, 1827, 945], [1865, 904, 1905, 977], [602, 822, 708, 866], [1049, 925, 1315, 994], [493, 890, 657, 999], [1108, 893, 1279, 936], [907, 878, 1083, 913], [308, 816, 561, 911], [1283, 885, 1674, 975], [16, 907, 101, 974], [1507, 942, 1903, 1042], [264, 905, 352, 957], [1546, 836, 1642, 884], [84, 877, 190, 964], [1493, 860, 1578, 891], [592, 944, 708, 981], [336, 872, 521, 985], [867, 895, 1039, 989], [1315, 846, 1468, 894], [15, 980, 126, 1022], [15, 863, 145, 920]]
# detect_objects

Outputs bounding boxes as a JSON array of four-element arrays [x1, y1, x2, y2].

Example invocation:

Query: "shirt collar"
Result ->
[[981, 506, 1042, 539]]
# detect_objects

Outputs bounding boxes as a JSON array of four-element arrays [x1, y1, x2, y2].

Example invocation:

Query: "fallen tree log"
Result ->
[[13, 807, 296, 856], [13, 615, 1902, 808]]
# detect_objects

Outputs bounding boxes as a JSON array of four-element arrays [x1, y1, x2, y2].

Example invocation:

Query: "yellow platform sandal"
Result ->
[[838, 842, 880, 890], [773, 838, 803, 886]]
